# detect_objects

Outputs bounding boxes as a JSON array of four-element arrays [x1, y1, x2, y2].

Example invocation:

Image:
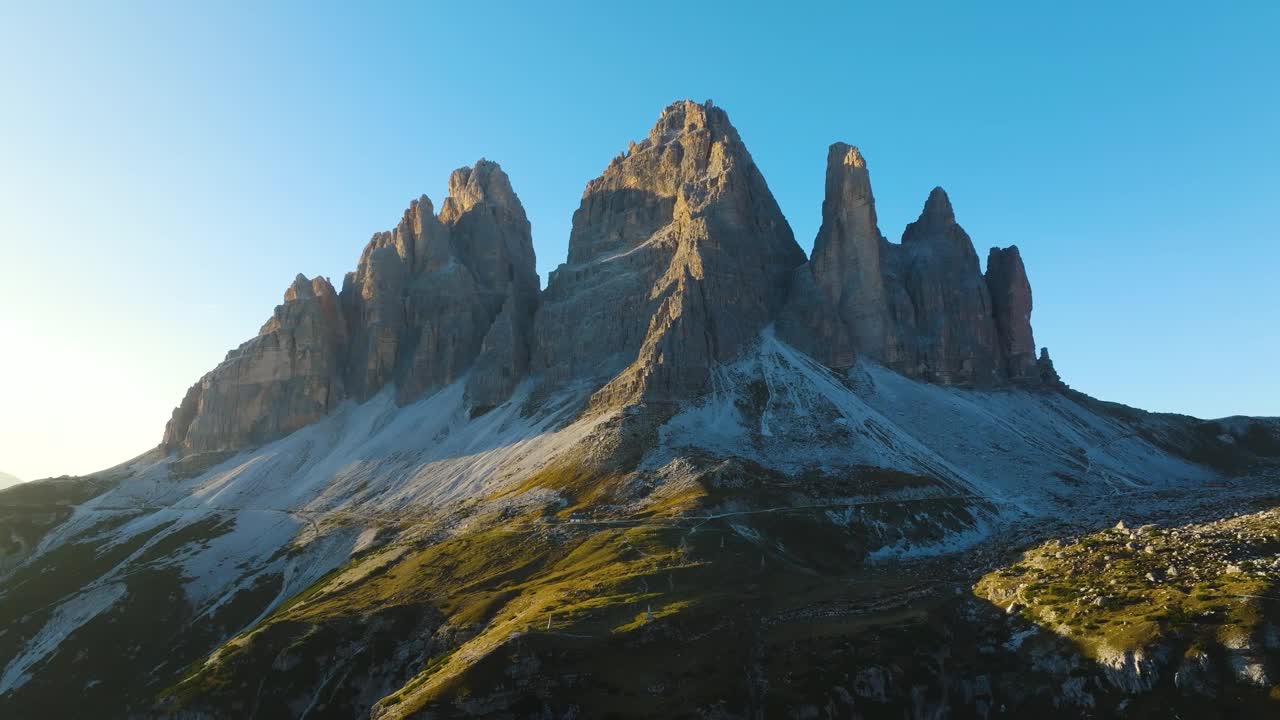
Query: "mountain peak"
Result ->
[[831, 142, 867, 169], [439, 159, 521, 224], [163, 157, 538, 452], [921, 185, 956, 224], [282, 273, 335, 303], [161, 100, 1052, 453], [537, 99, 803, 407], [648, 99, 731, 142]]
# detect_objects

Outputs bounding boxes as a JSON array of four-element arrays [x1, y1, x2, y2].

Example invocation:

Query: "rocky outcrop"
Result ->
[[1038, 347, 1062, 386], [532, 100, 806, 407], [162, 275, 348, 453], [804, 144, 896, 368], [342, 161, 539, 406], [164, 161, 538, 454], [893, 187, 1002, 384], [164, 103, 1066, 455], [986, 246, 1037, 380], [787, 144, 1050, 386]]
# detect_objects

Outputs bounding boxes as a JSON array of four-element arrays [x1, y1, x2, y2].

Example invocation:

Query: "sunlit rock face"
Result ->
[[163, 160, 539, 453], [342, 160, 539, 407], [532, 99, 806, 407], [162, 274, 348, 453]]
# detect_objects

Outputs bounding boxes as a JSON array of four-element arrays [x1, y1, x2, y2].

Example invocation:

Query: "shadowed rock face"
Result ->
[[1038, 347, 1063, 385], [533, 99, 806, 407], [894, 187, 1002, 384], [163, 160, 538, 453], [786, 145, 1050, 386], [986, 245, 1037, 380], [807, 144, 896, 367]]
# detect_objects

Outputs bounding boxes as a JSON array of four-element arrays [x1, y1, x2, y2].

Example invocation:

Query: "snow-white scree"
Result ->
[[657, 328, 1211, 515], [0, 376, 605, 693]]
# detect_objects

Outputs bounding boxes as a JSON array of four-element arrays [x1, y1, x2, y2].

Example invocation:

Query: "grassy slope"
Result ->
[[976, 508, 1280, 710], [164, 458, 999, 718]]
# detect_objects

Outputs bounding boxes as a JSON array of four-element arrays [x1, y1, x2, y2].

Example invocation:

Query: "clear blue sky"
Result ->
[[2, 1, 1277, 480]]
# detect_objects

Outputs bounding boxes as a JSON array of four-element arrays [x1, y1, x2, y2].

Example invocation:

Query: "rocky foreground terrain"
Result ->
[[1, 100, 1278, 718]]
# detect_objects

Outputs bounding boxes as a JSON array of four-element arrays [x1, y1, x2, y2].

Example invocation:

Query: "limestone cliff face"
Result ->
[[893, 187, 1002, 384], [341, 161, 538, 406], [163, 160, 538, 454], [985, 246, 1037, 380], [162, 275, 348, 453], [532, 100, 806, 407], [163, 102, 1063, 456], [786, 144, 1050, 386], [806, 144, 898, 367]]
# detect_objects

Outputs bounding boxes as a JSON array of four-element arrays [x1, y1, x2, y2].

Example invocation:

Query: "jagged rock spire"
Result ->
[[341, 159, 538, 405], [162, 274, 347, 453], [164, 160, 539, 454], [986, 246, 1038, 380], [163, 101, 1061, 456], [918, 186, 956, 225], [804, 143, 900, 367], [893, 186, 1002, 383], [533, 99, 805, 407], [1038, 347, 1062, 385], [786, 149, 1047, 386]]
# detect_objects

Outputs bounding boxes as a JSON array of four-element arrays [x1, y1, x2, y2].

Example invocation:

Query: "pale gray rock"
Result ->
[[396, 260, 492, 404], [163, 274, 348, 453], [162, 102, 1066, 457], [532, 100, 806, 407], [776, 262, 855, 368], [465, 285, 535, 410], [340, 160, 539, 406], [342, 231, 411, 400], [165, 161, 538, 453]]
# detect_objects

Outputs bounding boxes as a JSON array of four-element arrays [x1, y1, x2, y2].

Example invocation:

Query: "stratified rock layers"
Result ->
[[784, 144, 1048, 386], [163, 161, 538, 453], [533, 100, 806, 407]]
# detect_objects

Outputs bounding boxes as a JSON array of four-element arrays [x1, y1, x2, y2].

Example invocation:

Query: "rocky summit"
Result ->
[[534, 100, 806, 409], [3, 100, 1279, 720], [784, 144, 1035, 386], [165, 101, 1057, 456], [163, 159, 539, 453]]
